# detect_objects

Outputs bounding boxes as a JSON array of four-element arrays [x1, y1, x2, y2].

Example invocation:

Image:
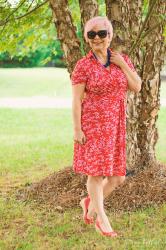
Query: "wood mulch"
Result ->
[[15, 162, 166, 213]]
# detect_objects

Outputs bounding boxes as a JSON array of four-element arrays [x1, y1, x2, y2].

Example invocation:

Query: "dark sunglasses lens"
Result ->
[[87, 30, 108, 39], [98, 30, 107, 38], [87, 31, 96, 39]]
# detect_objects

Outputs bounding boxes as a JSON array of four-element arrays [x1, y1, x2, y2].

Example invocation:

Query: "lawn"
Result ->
[[0, 68, 166, 250], [0, 68, 71, 98]]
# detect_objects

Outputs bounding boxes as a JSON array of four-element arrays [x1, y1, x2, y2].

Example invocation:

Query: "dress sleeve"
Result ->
[[123, 54, 136, 72], [71, 59, 88, 85]]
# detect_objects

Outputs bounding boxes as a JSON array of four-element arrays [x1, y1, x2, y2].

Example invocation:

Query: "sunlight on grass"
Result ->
[[0, 109, 73, 174], [160, 81, 166, 99], [0, 68, 71, 98], [156, 107, 166, 163]]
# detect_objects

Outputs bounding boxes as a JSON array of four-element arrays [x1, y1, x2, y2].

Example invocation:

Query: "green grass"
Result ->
[[0, 68, 166, 249], [0, 197, 166, 249], [156, 108, 166, 163], [0, 68, 71, 97], [160, 81, 166, 99], [0, 109, 73, 176]]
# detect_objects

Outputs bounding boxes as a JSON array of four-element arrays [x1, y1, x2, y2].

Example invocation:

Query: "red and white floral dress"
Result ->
[[71, 48, 136, 176]]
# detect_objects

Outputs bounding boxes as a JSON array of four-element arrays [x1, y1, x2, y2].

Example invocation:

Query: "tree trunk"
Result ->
[[136, 0, 166, 169], [106, 0, 166, 171], [78, 0, 98, 53], [49, 0, 99, 73], [49, 0, 82, 74], [106, 0, 143, 171]]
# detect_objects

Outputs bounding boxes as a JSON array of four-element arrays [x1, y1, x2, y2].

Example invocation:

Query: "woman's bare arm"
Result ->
[[110, 51, 142, 93], [120, 62, 142, 93], [72, 83, 86, 131]]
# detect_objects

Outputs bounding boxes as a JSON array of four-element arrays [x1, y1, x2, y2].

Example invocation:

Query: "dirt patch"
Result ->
[[15, 162, 166, 212]]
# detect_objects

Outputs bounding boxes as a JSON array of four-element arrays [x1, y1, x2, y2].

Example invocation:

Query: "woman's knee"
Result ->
[[87, 175, 103, 183]]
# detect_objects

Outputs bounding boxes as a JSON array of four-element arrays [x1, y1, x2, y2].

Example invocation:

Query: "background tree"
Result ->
[[105, 0, 166, 170]]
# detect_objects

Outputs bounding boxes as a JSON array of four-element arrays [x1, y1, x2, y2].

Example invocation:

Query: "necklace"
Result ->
[[92, 48, 111, 68]]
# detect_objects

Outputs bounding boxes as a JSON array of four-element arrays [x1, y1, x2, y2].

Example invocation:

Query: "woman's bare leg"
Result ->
[[87, 175, 125, 218], [86, 175, 115, 232]]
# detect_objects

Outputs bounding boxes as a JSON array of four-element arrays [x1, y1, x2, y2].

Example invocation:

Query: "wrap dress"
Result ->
[[71, 48, 136, 176]]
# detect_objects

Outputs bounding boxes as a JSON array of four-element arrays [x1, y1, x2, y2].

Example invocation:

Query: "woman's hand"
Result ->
[[110, 51, 142, 92], [110, 51, 126, 68], [73, 129, 86, 145]]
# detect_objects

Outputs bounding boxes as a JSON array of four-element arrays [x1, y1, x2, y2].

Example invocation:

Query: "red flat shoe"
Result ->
[[95, 219, 118, 237], [80, 196, 94, 225]]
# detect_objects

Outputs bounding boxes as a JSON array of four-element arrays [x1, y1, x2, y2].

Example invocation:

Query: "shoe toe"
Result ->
[[109, 231, 118, 237]]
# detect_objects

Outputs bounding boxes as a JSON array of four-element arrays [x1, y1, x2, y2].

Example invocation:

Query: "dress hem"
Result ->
[[73, 169, 126, 177]]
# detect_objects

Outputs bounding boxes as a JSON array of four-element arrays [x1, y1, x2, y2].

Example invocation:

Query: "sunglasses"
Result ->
[[87, 30, 109, 39]]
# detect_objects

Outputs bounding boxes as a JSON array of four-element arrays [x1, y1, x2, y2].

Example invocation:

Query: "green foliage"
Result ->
[[0, 39, 65, 68], [0, 1, 52, 55], [97, 0, 106, 15], [0, 0, 83, 67], [0, 0, 64, 67]]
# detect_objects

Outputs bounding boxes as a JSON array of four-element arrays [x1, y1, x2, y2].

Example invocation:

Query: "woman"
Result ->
[[71, 16, 142, 237]]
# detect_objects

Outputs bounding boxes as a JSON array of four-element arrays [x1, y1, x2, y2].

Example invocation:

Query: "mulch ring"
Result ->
[[15, 162, 166, 213]]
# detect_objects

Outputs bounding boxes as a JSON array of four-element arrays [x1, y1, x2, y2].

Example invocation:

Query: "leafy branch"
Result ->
[[26, 0, 35, 12], [0, 0, 27, 26], [0, 0, 49, 34], [16, 0, 49, 20]]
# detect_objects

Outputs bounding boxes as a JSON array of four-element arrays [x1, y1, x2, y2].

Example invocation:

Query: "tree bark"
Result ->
[[78, 0, 98, 53], [106, 0, 166, 171], [106, 0, 142, 170], [49, 0, 82, 74], [136, 0, 166, 169]]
